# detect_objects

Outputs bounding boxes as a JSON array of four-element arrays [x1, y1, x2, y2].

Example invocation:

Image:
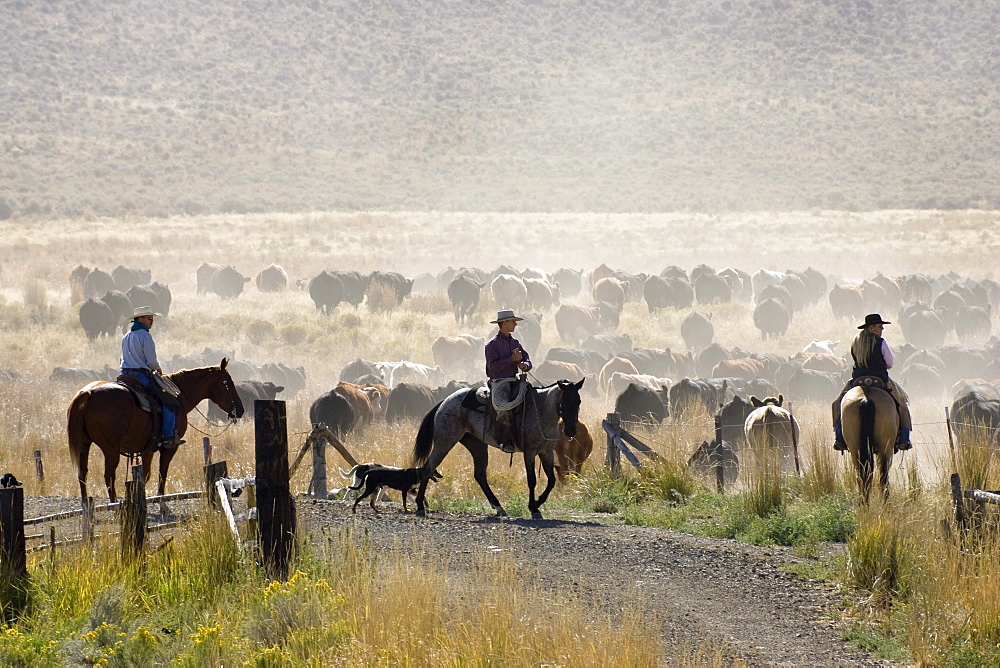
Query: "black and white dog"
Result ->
[[340, 463, 441, 513]]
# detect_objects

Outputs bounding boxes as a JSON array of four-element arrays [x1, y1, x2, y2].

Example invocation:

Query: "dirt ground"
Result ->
[[298, 500, 887, 666]]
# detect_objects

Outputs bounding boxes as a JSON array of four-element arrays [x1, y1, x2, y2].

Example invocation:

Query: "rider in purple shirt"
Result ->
[[485, 310, 532, 453]]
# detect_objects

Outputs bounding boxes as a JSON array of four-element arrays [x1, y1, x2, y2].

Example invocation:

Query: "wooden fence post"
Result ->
[[34, 450, 44, 483], [121, 465, 147, 560], [81, 497, 95, 543], [255, 399, 295, 580], [203, 437, 212, 467], [204, 461, 228, 509], [604, 412, 622, 478], [0, 487, 27, 581], [310, 429, 328, 499]]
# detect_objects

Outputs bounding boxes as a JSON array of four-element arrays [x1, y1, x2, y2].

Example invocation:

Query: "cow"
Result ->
[[753, 298, 791, 341], [581, 333, 633, 358], [899, 303, 948, 348], [693, 272, 731, 305], [711, 358, 767, 380], [50, 366, 117, 384], [432, 335, 486, 373], [260, 362, 307, 397], [128, 282, 172, 318], [869, 273, 903, 312], [255, 264, 288, 292], [718, 267, 751, 302], [555, 304, 602, 343], [309, 271, 344, 315], [384, 382, 438, 422], [743, 395, 800, 474], [551, 268, 584, 299], [112, 265, 152, 293], [332, 270, 368, 308], [669, 378, 728, 419], [79, 298, 115, 340], [643, 275, 694, 311], [554, 420, 593, 480], [802, 339, 840, 355], [531, 360, 587, 386], [333, 381, 377, 428], [377, 361, 444, 389], [591, 301, 620, 332], [309, 390, 356, 436], [828, 284, 865, 321], [688, 438, 739, 488], [83, 268, 115, 299], [786, 368, 842, 403], [696, 343, 731, 379], [545, 347, 610, 374], [196, 262, 225, 295], [367, 271, 413, 311], [210, 265, 251, 299], [587, 263, 616, 290], [341, 358, 382, 383], [750, 269, 784, 300], [101, 290, 133, 330], [716, 395, 755, 448], [447, 275, 484, 325], [798, 353, 847, 375], [208, 380, 283, 423], [607, 372, 671, 399], [514, 312, 543, 355], [680, 311, 714, 352], [955, 306, 992, 345], [618, 348, 689, 378], [599, 356, 640, 395], [898, 362, 944, 401], [950, 389, 1000, 448], [756, 283, 795, 314], [902, 274, 934, 304], [69, 264, 91, 303], [524, 278, 560, 311], [777, 273, 809, 311], [490, 274, 528, 312], [592, 277, 627, 311], [615, 383, 669, 425]]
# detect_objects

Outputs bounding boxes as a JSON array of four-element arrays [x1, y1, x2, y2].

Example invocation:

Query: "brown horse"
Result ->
[[67, 359, 244, 501], [841, 385, 897, 503]]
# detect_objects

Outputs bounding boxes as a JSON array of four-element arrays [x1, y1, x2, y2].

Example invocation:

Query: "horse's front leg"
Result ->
[[157, 448, 179, 520], [528, 450, 558, 519], [524, 450, 539, 515], [461, 435, 506, 517]]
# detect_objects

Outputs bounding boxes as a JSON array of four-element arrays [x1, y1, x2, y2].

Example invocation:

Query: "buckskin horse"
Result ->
[[67, 359, 244, 502], [841, 383, 898, 503], [411, 379, 584, 519]]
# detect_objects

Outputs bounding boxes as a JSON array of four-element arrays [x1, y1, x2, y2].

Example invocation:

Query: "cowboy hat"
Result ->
[[490, 309, 523, 324], [858, 313, 891, 329], [132, 306, 162, 318]]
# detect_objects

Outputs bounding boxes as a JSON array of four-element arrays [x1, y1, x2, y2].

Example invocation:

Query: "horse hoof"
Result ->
[[531, 511, 543, 520], [495, 508, 507, 517], [415, 509, 426, 518]]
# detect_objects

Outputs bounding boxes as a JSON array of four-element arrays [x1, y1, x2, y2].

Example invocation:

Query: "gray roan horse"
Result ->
[[412, 379, 584, 519]]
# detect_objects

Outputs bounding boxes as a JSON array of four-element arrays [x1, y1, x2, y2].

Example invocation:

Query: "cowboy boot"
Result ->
[[895, 427, 912, 451], [160, 431, 187, 450], [496, 412, 516, 454], [833, 419, 847, 452]]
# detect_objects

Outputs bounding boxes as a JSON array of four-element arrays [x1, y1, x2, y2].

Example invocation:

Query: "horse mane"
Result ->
[[167, 364, 223, 380]]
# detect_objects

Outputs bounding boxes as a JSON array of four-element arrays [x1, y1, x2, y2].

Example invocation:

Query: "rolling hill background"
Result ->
[[1, 0, 997, 219]]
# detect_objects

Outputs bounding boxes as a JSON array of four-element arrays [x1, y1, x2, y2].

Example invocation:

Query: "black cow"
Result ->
[[680, 311, 714, 351], [332, 270, 368, 307], [309, 271, 344, 315], [101, 290, 133, 329], [615, 383, 669, 425], [448, 275, 483, 325], [255, 264, 288, 292], [340, 358, 382, 384], [208, 380, 284, 423], [669, 378, 728, 419], [753, 298, 791, 341], [260, 363, 307, 397], [309, 390, 356, 437], [552, 268, 584, 299], [79, 298, 115, 340], [210, 266, 250, 300], [83, 268, 115, 299], [196, 262, 225, 295], [787, 368, 842, 403], [696, 343, 731, 380], [555, 304, 602, 343], [715, 395, 755, 448], [955, 306, 992, 344], [899, 304, 948, 348], [367, 271, 413, 310], [384, 382, 437, 422], [581, 333, 632, 358], [112, 265, 151, 293], [545, 347, 610, 374], [951, 389, 1000, 448], [693, 273, 731, 305], [50, 366, 117, 384], [643, 275, 694, 312]]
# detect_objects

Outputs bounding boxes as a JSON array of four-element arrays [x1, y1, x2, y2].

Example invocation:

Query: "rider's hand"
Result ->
[[511, 349, 523, 362]]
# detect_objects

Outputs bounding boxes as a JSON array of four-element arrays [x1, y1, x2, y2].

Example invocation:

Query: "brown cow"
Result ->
[[360, 382, 389, 419], [797, 352, 847, 374], [592, 277, 628, 311], [828, 283, 865, 321], [599, 356, 640, 395], [711, 358, 766, 380], [334, 381, 376, 427], [532, 360, 586, 385], [555, 419, 593, 481], [431, 334, 485, 373]]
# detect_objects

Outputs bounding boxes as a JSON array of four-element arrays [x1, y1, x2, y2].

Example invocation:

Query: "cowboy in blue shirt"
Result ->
[[120, 306, 184, 448]]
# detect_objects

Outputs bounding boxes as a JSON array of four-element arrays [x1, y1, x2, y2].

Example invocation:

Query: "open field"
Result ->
[[0, 211, 999, 663]]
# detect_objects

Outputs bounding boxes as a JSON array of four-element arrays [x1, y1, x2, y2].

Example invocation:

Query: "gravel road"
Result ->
[[299, 499, 886, 666]]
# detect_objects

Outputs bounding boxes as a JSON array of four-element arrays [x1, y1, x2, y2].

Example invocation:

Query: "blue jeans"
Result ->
[[124, 370, 175, 438]]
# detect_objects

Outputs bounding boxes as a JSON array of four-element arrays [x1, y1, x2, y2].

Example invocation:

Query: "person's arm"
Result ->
[[516, 338, 532, 371], [485, 339, 507, 377], [881, 340, 894, 370], [142, 332, 162, 372]]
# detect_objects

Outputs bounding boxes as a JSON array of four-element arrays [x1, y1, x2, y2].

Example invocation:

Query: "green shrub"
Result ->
[[245, 319, 276, 345]]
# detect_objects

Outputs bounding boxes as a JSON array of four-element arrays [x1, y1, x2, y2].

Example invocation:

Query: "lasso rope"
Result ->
[[491, 377, 528, 411]]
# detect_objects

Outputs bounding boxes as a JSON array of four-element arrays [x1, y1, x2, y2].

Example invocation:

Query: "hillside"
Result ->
[[1, 0, 997, 218]]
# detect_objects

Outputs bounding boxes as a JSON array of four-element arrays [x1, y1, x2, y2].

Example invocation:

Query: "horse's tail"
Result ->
[[412, 401, 443, 467], [859, 395, 876, 475], [67, 390, 92, 481]]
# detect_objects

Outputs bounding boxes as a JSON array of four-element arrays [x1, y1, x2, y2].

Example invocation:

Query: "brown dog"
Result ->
[[342, 464, 442, 513]]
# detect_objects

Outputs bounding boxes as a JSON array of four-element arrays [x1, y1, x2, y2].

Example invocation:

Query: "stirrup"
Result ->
[[833, 440, 848, 452]]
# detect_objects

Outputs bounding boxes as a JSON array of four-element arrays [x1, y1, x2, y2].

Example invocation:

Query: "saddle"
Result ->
[[117, 374, 154, 413], [851, 375, 887, 391], [460, 386, 491, 413]]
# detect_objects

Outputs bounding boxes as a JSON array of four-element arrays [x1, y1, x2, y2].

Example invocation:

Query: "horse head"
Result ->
[[213, 358, 245, 422], [557, 378, 585, 437]]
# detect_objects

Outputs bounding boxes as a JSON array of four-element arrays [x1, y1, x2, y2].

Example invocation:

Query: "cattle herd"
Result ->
[[60, 261, 1000, 472]]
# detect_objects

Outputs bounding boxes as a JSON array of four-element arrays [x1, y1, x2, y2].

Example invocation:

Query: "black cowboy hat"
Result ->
[[858, 313, 891, 329]]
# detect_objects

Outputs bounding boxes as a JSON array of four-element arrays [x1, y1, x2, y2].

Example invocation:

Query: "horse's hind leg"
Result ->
[[462, 435, 506, 516], [103, 452, 121, 503]]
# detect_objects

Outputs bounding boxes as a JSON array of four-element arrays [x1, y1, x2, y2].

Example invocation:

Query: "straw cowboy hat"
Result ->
[[490, 309, 523, 324], [858, 313, 891, 329], [132, 306, 162, 318]]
